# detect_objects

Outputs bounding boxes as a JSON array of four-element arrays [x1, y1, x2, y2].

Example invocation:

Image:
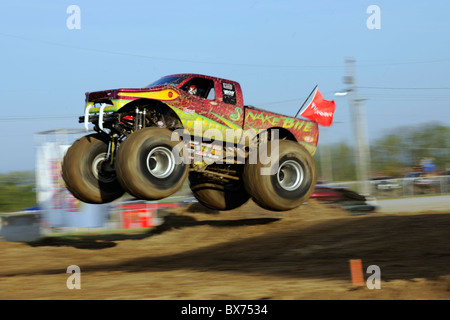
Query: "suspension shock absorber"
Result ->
[[142, 108, 146, 128], [110, 134, 120, 165], [135, 107, 143, 131]]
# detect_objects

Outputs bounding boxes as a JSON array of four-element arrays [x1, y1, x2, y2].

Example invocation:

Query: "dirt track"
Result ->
[[1, 199, 449, 300]]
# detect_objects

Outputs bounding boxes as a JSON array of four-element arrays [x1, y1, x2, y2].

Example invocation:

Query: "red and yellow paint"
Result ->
[[84, 74, 319, 155]]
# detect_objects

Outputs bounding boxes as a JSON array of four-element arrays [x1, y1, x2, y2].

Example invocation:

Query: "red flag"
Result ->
[[299, 89, 336, 126]]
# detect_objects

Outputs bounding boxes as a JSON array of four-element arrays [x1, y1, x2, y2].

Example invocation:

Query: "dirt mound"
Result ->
[[0, 199, 449, 300]]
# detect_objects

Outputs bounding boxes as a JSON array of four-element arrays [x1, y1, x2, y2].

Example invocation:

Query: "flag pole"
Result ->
[[295, 84, 318, 118]]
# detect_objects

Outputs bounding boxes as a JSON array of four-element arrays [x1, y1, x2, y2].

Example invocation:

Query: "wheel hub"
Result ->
[[277, 160, 304, 191], [92, 153, 116, 183], [146, 146, 176, 179]]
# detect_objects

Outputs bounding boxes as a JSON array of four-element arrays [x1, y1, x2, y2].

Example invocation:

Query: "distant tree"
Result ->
[[316, 122, 449, 182], [0, 171, 36, 212], [0, 171, 35, 186], [371, 122, 449, 176], [404, 123, 449, 169], [316, 142, 356, 182], [371, 134, 406, 177]]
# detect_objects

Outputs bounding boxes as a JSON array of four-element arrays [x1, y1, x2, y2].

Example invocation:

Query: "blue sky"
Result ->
[[1, 0, 449, 172]]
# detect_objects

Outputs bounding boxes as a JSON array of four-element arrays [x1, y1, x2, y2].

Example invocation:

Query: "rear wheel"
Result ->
[[189, 171, 250, 211], [61, 134, 125, 204], [115, 127, 189, 200], [243, 140, 317, 211]]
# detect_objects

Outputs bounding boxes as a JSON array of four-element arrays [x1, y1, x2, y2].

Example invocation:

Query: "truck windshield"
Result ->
[[145, 75, 190, 88]]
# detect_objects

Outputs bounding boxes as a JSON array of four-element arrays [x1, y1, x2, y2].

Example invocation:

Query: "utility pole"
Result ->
[[344, 58, 372, 195]]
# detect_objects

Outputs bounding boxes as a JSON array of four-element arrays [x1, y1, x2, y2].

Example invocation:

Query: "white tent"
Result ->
[[34, 129, 109, 228]]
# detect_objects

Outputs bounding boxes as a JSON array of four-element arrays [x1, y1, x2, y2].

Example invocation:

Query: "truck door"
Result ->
[[208, 81, 242, 126], [180, 76, 243, 143], [211, 80, 245, 144]]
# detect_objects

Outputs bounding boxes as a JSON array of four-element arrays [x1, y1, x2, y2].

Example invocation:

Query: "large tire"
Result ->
[[61, 134, 125, 204], [243, 140, 317, 211], [189, 171, 250, 211], [115, 127, 188, 200]]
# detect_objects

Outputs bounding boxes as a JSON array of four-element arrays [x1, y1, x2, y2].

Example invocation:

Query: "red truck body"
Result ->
[[84, 73, 319, 155]]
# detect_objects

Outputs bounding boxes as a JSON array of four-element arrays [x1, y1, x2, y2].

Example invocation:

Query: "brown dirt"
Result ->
[[0, 199, 449, 300]]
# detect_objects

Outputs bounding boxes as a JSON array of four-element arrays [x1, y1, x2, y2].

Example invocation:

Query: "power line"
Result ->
[[4, 31, 450, 70], [356, 58, 450, 67], [373, 144, 449, 151], [0, 32, 343, 69], [358, 86, 450, 90], [0, 115, 76, 122]]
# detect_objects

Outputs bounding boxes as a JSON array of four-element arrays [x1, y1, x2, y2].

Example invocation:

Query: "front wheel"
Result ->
[[61, 134, 125, 204], [115, 127, 189, 200], [243, 140, 317, 211]]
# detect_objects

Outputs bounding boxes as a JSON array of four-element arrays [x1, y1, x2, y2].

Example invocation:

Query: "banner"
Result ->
[[299, 89, 336, 126]]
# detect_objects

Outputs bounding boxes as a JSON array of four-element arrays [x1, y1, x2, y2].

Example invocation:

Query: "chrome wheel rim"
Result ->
[[277, 160, 304, 191], [146, 146, 175, 179], [92, 153, 115, 183]]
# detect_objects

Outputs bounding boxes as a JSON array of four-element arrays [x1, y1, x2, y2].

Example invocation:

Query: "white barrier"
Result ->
[[0, 214, 41, 242], [323, 175, 450, 198]]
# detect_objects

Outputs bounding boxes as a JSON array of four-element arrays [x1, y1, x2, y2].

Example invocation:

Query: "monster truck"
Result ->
[[61, 74, 319, 211]]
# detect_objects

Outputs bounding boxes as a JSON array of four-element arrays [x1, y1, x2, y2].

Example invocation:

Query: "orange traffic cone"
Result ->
[[349, 259, 365, 287]]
